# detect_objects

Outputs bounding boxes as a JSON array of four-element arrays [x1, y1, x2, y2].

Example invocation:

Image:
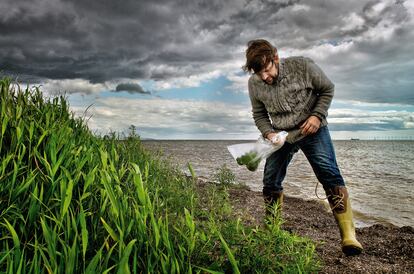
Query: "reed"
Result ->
[[0, 77, 319, 273]]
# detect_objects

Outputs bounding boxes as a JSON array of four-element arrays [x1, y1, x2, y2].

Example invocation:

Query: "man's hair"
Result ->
[[243, 39, 278, 74]]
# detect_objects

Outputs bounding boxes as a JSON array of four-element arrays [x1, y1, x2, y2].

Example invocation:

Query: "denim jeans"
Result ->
[[263, 126, 345, 193]]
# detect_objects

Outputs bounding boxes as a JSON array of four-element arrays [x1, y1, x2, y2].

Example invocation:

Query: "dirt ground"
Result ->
[[221, 183, 414, 273]]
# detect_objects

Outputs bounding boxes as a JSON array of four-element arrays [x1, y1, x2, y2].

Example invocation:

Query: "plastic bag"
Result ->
[[227, 131, 288, 172]]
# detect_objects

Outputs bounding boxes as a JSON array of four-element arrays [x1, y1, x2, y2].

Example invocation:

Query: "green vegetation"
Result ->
[[0, 77, 320, 273], [213, 164, 236, 186]]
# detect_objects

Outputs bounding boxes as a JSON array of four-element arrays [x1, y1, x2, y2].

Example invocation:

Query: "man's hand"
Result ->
[[300, 115, 321, 136], [266, 132, 284, 145]]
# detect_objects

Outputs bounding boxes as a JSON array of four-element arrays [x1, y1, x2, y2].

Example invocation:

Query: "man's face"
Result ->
[[258, 59, 277, 85]]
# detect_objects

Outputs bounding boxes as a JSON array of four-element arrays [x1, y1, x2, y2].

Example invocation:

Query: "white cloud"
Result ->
[[152, 69, 222, 90], [406, 0, 414, 16], [32, 79, 109, 95], [404, 121, 414, 128], [286, 40, 355, 61], [71, 96, 257, 139], [225, 73, 250, 94], [149, 56, 247, 91], [329, 108, 414, 129], [68, 93, 414, 140], [339, 100, 414, 108], [341, 12, 365, 31], [291, 4, 311, 12]]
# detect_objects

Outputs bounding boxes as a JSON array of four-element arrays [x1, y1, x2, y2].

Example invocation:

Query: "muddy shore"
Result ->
[[198, 179, 414, 273]]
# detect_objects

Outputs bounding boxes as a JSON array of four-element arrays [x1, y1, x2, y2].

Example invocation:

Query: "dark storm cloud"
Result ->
[[115, 83, 151, 94], [0, 0, 413, 105], [0, 0, 325, 83]]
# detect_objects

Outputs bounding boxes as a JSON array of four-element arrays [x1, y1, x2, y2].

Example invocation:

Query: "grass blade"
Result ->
[[3, 219, 20, 249], [218, 232, 240, 274], [117, 239, 136, 274], [79, 210, 88, 259], [100, 218, 119, 242], [61, 179, 73, 219]]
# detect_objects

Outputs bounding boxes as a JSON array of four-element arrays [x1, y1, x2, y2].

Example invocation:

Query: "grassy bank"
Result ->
[[0, 77, 319, 273]]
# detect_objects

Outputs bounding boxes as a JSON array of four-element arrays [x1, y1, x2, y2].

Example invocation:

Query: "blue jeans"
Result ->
[[263, 126, 345, 193]]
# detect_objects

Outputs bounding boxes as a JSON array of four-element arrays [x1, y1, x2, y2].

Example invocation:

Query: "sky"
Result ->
[[1, 0, 414, 140]]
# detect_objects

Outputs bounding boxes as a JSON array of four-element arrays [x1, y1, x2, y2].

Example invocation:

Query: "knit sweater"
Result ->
[[248, 56, 334, 143]]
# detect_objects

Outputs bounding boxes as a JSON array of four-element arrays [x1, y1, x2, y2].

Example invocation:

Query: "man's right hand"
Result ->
[[266, 132, 284, 145]]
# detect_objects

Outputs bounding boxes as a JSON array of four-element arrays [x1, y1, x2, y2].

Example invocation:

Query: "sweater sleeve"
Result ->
[[305, 58, 334, 120], [248, 78, 275, 137]]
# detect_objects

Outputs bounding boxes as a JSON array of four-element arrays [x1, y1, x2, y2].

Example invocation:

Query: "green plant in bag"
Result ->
[[236, 151, 261, 171]]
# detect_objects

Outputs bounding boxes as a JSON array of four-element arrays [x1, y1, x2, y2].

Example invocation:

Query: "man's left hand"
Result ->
[[300, 115, 321, 136]]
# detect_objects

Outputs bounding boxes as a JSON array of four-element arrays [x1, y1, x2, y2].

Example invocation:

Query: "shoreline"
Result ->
[[197, 175, 409, 229], [196, 178, 414, 273]]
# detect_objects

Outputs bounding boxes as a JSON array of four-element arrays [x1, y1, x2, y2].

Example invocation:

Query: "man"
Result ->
[[243, 39, 363, 256]]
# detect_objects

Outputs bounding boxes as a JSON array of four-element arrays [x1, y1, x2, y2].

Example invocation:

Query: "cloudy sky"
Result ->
[[1, 0, 414, 139]]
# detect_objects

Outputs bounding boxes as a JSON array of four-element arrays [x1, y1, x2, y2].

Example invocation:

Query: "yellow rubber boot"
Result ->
[[326, 186, 363, 256]]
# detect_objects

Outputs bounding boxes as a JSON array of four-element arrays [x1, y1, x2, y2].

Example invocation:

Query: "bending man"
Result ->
[[243, 39, 363, 256]]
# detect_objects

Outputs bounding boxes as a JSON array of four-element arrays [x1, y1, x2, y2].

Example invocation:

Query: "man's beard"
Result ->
[[263, 76, 274, 85]]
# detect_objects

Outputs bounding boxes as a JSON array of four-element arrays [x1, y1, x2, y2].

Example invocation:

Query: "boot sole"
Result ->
[[342, 245, 363, 256]]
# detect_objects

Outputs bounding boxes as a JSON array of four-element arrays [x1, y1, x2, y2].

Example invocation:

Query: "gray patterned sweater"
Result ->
[[248, 56, 334, 143]]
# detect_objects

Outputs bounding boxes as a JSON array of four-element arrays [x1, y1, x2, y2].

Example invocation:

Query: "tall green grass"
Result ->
[[0, 77, 320, 273]]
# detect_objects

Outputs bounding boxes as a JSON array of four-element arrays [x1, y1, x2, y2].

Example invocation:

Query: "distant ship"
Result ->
[[350, 138, 360, 141]]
